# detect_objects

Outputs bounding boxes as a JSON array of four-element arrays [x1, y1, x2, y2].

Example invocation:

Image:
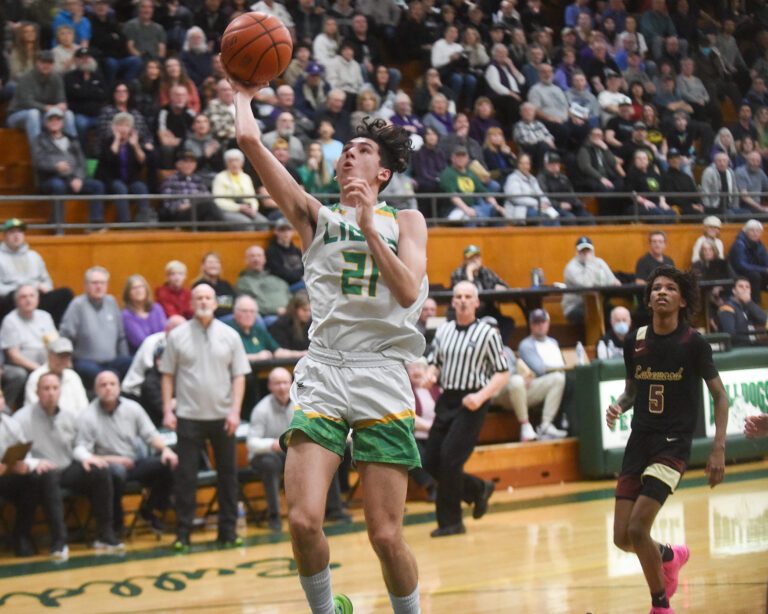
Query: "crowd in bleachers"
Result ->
[[2, 0, 768, 226]]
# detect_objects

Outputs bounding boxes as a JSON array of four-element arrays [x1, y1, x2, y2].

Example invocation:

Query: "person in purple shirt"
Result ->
[[422, 93, 455, 137], [389, 92, 425, 136], [412, 126, 448, 195], [469, 97, 502, 144], [122, 275, 167, 354]]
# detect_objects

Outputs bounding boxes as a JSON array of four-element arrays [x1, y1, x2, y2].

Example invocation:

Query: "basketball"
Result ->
[[220, 12, 293, 86]]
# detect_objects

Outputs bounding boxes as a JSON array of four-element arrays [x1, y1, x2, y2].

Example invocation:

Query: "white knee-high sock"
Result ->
[[299, 566, 335, 614], [389, 584, 420, 614]]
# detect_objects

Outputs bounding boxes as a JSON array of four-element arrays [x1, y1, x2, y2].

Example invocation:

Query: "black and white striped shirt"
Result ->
[[427, 319, 509, 392]]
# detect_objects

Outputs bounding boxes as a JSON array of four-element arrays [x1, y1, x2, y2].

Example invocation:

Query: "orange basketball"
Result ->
[[220, 12, 293, 86]]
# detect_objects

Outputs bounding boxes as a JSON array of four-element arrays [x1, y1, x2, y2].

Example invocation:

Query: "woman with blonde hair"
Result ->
[[297, 141, 339, 202], [155, 260, 193, 319], [9, 22, 40, 81], [212, 149, 268, 228], [122, 274, 167, 353], [462, 27, 490, 75], [482, 126, 517, 183], [711, 127, 738, 165], [192, 252, 235, 318], [350, 89, 382, 131]]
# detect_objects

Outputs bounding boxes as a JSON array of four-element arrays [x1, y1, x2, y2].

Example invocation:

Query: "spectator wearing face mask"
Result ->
[[597, 306, 632, 358]]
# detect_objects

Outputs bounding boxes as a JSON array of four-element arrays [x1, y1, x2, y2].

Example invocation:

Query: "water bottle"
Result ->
[[237, 501, 247, 535], [575, 341, 587, 365], [531, 267, 544, 287], [596, 339, 608, 360]]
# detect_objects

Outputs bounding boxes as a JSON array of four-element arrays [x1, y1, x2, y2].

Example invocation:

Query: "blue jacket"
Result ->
[[728, 231, 768, 275]]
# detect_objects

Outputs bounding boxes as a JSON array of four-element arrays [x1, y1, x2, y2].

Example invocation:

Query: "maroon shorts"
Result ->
[[615, 429, 691, 501]]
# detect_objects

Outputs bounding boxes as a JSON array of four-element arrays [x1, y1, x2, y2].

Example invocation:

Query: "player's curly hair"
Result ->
[[643, 265, 699, 321], [355, 116, 412, 190]]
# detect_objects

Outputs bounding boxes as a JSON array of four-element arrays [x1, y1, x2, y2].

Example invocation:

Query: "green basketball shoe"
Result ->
[[333, 593, 353, 614]]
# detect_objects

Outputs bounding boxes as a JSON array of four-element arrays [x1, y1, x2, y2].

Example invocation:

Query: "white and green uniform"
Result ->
[[282, 202, 428, 466]]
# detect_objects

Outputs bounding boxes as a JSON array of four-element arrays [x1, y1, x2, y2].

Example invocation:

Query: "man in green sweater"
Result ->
[[438, 145, 503, 221], [235, 245, 291, 321]]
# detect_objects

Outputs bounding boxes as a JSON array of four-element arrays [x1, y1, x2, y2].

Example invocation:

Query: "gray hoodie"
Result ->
[[0, 242, 53, 298]]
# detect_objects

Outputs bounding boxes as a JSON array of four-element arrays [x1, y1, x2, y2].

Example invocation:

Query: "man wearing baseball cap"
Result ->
[[517, 309, 569, 440], [661, 148, 705, 215], [7, 50, 77, 146], [537, 151, 594, 222], [0, 220, 73, 325], [728, 219, 768, 302], [65, 46, 108, 156], [30, 104, 106, 227], [294, 60, 330, 119], [24, 337, 88, 415], [158, 149, 225, 225], [562, 236, 620, 324], [691, 216, 724, 263], [450, 245, 514, 340]]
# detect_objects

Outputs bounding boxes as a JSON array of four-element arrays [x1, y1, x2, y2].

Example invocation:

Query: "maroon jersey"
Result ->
[[623, 322, 718, 435]]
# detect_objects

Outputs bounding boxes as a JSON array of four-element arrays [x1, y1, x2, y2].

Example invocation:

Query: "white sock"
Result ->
[[389, 584, 420, 614], [299, 566, 335, 614]]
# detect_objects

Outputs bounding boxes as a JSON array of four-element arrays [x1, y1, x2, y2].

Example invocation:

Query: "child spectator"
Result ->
[[155, 260, 193, 319]]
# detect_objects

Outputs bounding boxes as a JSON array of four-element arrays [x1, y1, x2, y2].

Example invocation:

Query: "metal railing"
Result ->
[[1, 190, 765, 235]]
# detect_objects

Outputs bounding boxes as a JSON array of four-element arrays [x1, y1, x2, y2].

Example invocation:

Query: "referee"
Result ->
[[424, 281, 510, 537]]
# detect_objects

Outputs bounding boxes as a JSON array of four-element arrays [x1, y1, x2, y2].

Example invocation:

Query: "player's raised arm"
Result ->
[[357, 202, 427, 307], [232, 87, 321, 250], [705, 375, 728, 487], [606, 378, 636, 429]]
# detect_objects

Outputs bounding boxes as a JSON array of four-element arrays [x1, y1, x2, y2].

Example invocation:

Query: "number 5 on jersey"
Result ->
[[341, 251, 379, 297], [649, 384, 664, 414]]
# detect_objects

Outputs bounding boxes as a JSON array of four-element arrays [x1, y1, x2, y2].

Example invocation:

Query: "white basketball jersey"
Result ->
[[303, 202, 428, 361]]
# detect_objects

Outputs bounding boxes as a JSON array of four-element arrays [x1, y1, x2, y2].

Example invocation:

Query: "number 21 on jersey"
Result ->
[[341, 250, 379, 297]]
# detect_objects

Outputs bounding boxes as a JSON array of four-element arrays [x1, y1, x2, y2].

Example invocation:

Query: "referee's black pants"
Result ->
[[424, 390, 489, 528]]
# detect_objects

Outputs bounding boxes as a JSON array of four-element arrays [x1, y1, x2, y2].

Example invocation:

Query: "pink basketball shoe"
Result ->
[[662, 544, 690, 598]]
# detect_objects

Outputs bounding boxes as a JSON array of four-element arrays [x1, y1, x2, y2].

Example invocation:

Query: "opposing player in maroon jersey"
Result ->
[[606, 265, 729, 614]]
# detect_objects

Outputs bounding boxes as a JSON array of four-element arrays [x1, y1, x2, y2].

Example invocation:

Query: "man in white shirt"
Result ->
[[24, 337, 88, 414], [517, 309, 569, 440], [561, 236, 620, 324], [0, 285, 57, 408], [597, 71, 632, 125]]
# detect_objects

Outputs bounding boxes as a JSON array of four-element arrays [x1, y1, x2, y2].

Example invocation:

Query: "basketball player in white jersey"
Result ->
[[232, 80, 427, 614]]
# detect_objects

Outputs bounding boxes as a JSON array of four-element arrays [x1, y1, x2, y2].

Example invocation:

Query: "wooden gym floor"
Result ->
[[0, 461, 765, 614]]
